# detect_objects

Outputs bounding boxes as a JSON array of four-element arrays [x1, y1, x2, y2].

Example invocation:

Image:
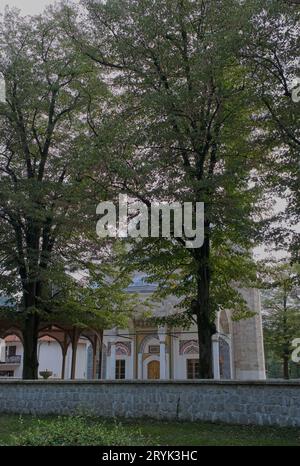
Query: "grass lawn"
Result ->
[[0, 414, 299, 446]]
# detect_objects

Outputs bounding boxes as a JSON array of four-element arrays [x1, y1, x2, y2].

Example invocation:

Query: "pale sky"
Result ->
[[0, 0, 76, 16]]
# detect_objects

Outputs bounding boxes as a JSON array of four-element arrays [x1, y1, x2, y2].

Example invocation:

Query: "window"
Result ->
[[115, 359, 126, 379], [0, 371, 14, 377], [149, 345, 160, 354], [7, 346, 16, 357], [187, 359, 199, 379]]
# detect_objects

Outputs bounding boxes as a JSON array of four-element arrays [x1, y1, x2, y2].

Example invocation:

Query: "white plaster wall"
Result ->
[[38, 341, 62, 378], [0, 339, 5, 362], [75, 343, 88, 379], [64, 343, 88, 379], [1, 340, 89, 379]]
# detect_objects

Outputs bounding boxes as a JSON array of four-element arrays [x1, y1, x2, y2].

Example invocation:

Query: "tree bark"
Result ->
[[283, 353, 289, 380], [22, 312, 40, 379], [21, 278, 41, 380], [282, 292, 289, 380], [194, 228, 213, 379]]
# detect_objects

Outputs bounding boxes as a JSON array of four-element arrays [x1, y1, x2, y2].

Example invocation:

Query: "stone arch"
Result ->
[[139, 333, 159, 354], [179, 339, 199, 355]]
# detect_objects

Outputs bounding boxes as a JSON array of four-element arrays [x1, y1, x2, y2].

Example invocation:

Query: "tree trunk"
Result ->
[[22, 312, 40, 379], [282, 292, 289, 380], [194, 229, 213, 379], [283, 353, 289, 380]]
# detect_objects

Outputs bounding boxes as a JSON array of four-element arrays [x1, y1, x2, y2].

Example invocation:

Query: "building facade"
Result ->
[[0, 276, 266, 380], [101, 277, 266, 381]]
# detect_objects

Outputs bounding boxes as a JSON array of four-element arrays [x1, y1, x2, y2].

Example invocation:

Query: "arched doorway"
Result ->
[[147, 360, 160, 379]]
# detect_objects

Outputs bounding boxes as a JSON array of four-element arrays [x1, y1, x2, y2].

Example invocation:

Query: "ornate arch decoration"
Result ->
[[179, 339, 199, 355], [107, 341, 131, 356], [138, 333, 159, 354], [116, 341, 131, 356]]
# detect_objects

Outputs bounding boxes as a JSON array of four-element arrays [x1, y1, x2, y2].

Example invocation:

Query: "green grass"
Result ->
[[0, 414, 299, 446]]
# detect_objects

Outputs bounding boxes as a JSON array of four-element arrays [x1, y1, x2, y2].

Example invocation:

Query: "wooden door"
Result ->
[[147, 360, 160, 379]]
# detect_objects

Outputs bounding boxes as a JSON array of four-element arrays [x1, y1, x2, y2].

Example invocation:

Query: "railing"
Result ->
[[0, 355, 21, 364]]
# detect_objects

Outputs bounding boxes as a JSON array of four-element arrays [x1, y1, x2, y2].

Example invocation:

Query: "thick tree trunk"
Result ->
[[22, 312, 40, 379], [196, 310, 213, 379], [194, 229, 213, 379]]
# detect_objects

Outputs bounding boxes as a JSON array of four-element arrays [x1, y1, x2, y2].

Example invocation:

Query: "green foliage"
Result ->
[[241, 0, 300, 257], [1, 414, 299, 446], [261, 261, 300, 373], [48, 263, 137, 329], [81, 0, 265, 329], [0, 5, 134, 377], [10, 415, 150, 446], [0, 0, 299, 377], [0, 5, 132, 318]]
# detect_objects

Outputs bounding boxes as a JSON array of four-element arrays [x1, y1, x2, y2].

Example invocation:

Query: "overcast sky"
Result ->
[[0, 0, 75, 16]]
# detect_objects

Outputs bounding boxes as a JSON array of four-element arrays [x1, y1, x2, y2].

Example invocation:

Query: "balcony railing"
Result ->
[[0, 355, 21, 364]]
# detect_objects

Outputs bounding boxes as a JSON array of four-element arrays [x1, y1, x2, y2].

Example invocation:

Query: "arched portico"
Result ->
[[0, 320, 103, 380]]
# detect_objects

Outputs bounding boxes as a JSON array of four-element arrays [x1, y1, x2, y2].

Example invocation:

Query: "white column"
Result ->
[[172, 334, 179, 380], [0, 339, 5, 362], [166, 353, 170, 379], [212, 335, 220, 380], [160, 342, 166, 379], [138, 353, 143, 379], [109, 340, 116, 379], [158, 326, 167, 380], [129, 339, 134, 379]]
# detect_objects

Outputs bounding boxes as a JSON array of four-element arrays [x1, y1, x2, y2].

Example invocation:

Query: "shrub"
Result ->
[[11, 416, 150, 446]]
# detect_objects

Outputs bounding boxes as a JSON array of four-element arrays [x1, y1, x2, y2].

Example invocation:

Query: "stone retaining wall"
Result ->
[[0, 380, 299, 427]]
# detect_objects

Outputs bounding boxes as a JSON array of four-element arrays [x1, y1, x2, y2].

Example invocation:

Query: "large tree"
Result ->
[[0, 6, 115, 379], [74, 0, 268, 378]]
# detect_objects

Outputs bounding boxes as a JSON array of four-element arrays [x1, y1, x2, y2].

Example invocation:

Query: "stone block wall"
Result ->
[[0, 380, 299, 427]]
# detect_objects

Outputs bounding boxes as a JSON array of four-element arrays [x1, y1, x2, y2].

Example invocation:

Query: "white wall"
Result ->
[[0, 339, 5, 362], [38, 341, 63, 378], [1, 339, 89, 379]]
